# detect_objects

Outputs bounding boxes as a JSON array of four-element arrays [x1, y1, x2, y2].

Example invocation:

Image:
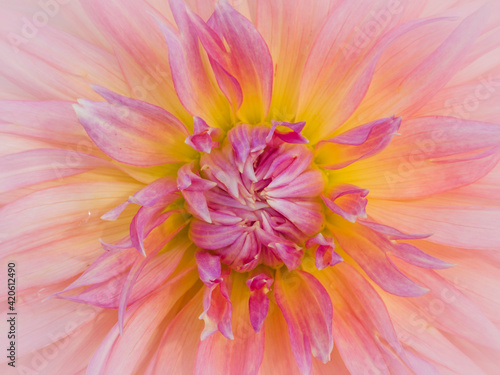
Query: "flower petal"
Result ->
[[367, 195, 500, 249], [274, 269, 333, 374], [313, 262, 436, 375], [87, 269, 198, 375], [0, 149, 111, 194], [204, 0, 274, 124], [195, 274, 265, 375], [316, 116, 401, 170], [247, 272, 274, 333], [158, 0, 233, 127], [322, 184, 369, 223], [74, 86, 195, 167], [199, 269, 233, 340], [329, 219, 429, 297], [341, 117, 500, 200]]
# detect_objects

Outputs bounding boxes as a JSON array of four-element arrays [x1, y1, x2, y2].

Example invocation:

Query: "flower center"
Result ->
[[179, 123, 326, 272]]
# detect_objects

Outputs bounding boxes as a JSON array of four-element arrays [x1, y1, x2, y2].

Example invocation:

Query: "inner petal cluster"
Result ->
[[179, 123, 326, 272]]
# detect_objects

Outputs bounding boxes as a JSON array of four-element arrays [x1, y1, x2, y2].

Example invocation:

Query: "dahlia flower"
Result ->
[[2, 0, 500, 374]]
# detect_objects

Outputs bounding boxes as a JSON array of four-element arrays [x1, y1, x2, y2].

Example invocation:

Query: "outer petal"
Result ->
[[348, 4, 488, 124], [367, 195, 500, 249], [259, 301, 302, 375], [391, 258, 500, 351], [328, 219, 429, 297], [0, 9, 127, 101], [79, 0, 190, 120], [255, 0, 336, 122], [144, 288, 204, 375], [0, 181, 141, 289], [74, 86, 196, 166], [86, 269, 198, 375], [274, 269, 333, 375], [340, 117, 500, 200], [0, 149, 111, 193], [313, 262, 436, 375]]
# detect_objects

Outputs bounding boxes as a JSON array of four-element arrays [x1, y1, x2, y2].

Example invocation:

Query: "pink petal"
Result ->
[[177, 163, 217, 223], [358, 219, 432, 240], [329, 220, 429, 297], [389, 242, 454, 269], [316, 116, 401, 170], [195, 250, 222, 287], [314, 262, 435, 375], [274, 269, 333, 374], [195, 275, 265, 375], [87, 269, 199, 375], [0, 149, 111, 193], [247, 273, 274, 333], [204, 0, 274, 124], [266, 121, 308, 145], [266, 198, 323, 236], [190, 219, 245, 250], [199, 270, 233, 340], [185, 117, 222, 153], [343, 117, 500, 200], [74, 86, 195, 166], [322, 184, 369, 223], [306, 233, 343, 270], [158, 0, 232, 126], [79, 0, 188, 117], [262, 169, 325, 199]]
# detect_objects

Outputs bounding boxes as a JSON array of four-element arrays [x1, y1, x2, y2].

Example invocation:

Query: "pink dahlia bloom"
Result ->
[[1, 0, 500, 374]]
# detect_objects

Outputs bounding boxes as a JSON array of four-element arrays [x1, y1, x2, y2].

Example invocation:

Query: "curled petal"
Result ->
[[195, 250, 222, 287], [196, 275, 265, 375], [306, 233, 343, 270], [322, 184, 369, 223], [266, 121, 308, 145], [200, 269, 233, 340], [74, 86, 195, 166], [274, 269, 333, 374], [177, 163, 217, 223], [266, 198, 323, 236], [316, 116, 401, 170], [247, 273, 274, 333], [185, 117, 222, 153]]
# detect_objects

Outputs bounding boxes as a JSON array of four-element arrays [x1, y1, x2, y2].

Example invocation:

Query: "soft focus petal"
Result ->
[[340, 117, 500, 199], [274, 269, 333, 374]]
